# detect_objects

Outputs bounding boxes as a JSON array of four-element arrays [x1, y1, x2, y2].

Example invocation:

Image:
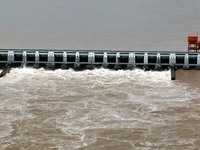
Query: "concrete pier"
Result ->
[[170, 66, 176, 80], [0, 49, 199, 79]]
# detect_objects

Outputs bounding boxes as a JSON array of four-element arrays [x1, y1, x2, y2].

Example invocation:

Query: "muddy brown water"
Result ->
[[1, 0, 200, 149]]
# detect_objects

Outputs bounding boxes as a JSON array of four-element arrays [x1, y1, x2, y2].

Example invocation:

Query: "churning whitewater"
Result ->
[[0, 68, 200, 149], [1, 0, 200, 149]]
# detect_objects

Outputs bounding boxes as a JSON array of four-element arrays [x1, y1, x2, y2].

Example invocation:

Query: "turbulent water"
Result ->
[[0, 68, 200, 149], [1, 0, 200, 150]]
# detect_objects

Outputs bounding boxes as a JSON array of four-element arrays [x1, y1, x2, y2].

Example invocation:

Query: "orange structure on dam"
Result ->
[[188, 35, 200, 52]]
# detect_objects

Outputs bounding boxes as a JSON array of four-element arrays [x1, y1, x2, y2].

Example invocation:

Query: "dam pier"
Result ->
[[0, 49, 199, 80]]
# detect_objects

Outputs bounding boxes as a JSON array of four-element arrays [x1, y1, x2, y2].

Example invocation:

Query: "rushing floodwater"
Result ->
[[1, 0, 200, 150], [1, 68, 200, 150]]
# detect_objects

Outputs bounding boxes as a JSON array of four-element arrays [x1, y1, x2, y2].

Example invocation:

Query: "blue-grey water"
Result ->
[[1, 0, 200, 150], [0, 0, 200, 50]]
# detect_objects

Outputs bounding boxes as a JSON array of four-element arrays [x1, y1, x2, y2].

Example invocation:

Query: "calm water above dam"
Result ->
[[0, 0, 200, 50], [1, 0, 200, 150]]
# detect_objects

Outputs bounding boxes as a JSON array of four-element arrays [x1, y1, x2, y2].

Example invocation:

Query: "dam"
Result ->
[[0, 49, 199, 80]]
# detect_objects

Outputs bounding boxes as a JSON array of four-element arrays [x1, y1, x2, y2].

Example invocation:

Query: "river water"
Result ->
[[1, 0, 200, 150]]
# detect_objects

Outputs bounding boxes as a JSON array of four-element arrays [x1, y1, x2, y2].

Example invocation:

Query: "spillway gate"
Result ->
[[0, 49, 199, 79]]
